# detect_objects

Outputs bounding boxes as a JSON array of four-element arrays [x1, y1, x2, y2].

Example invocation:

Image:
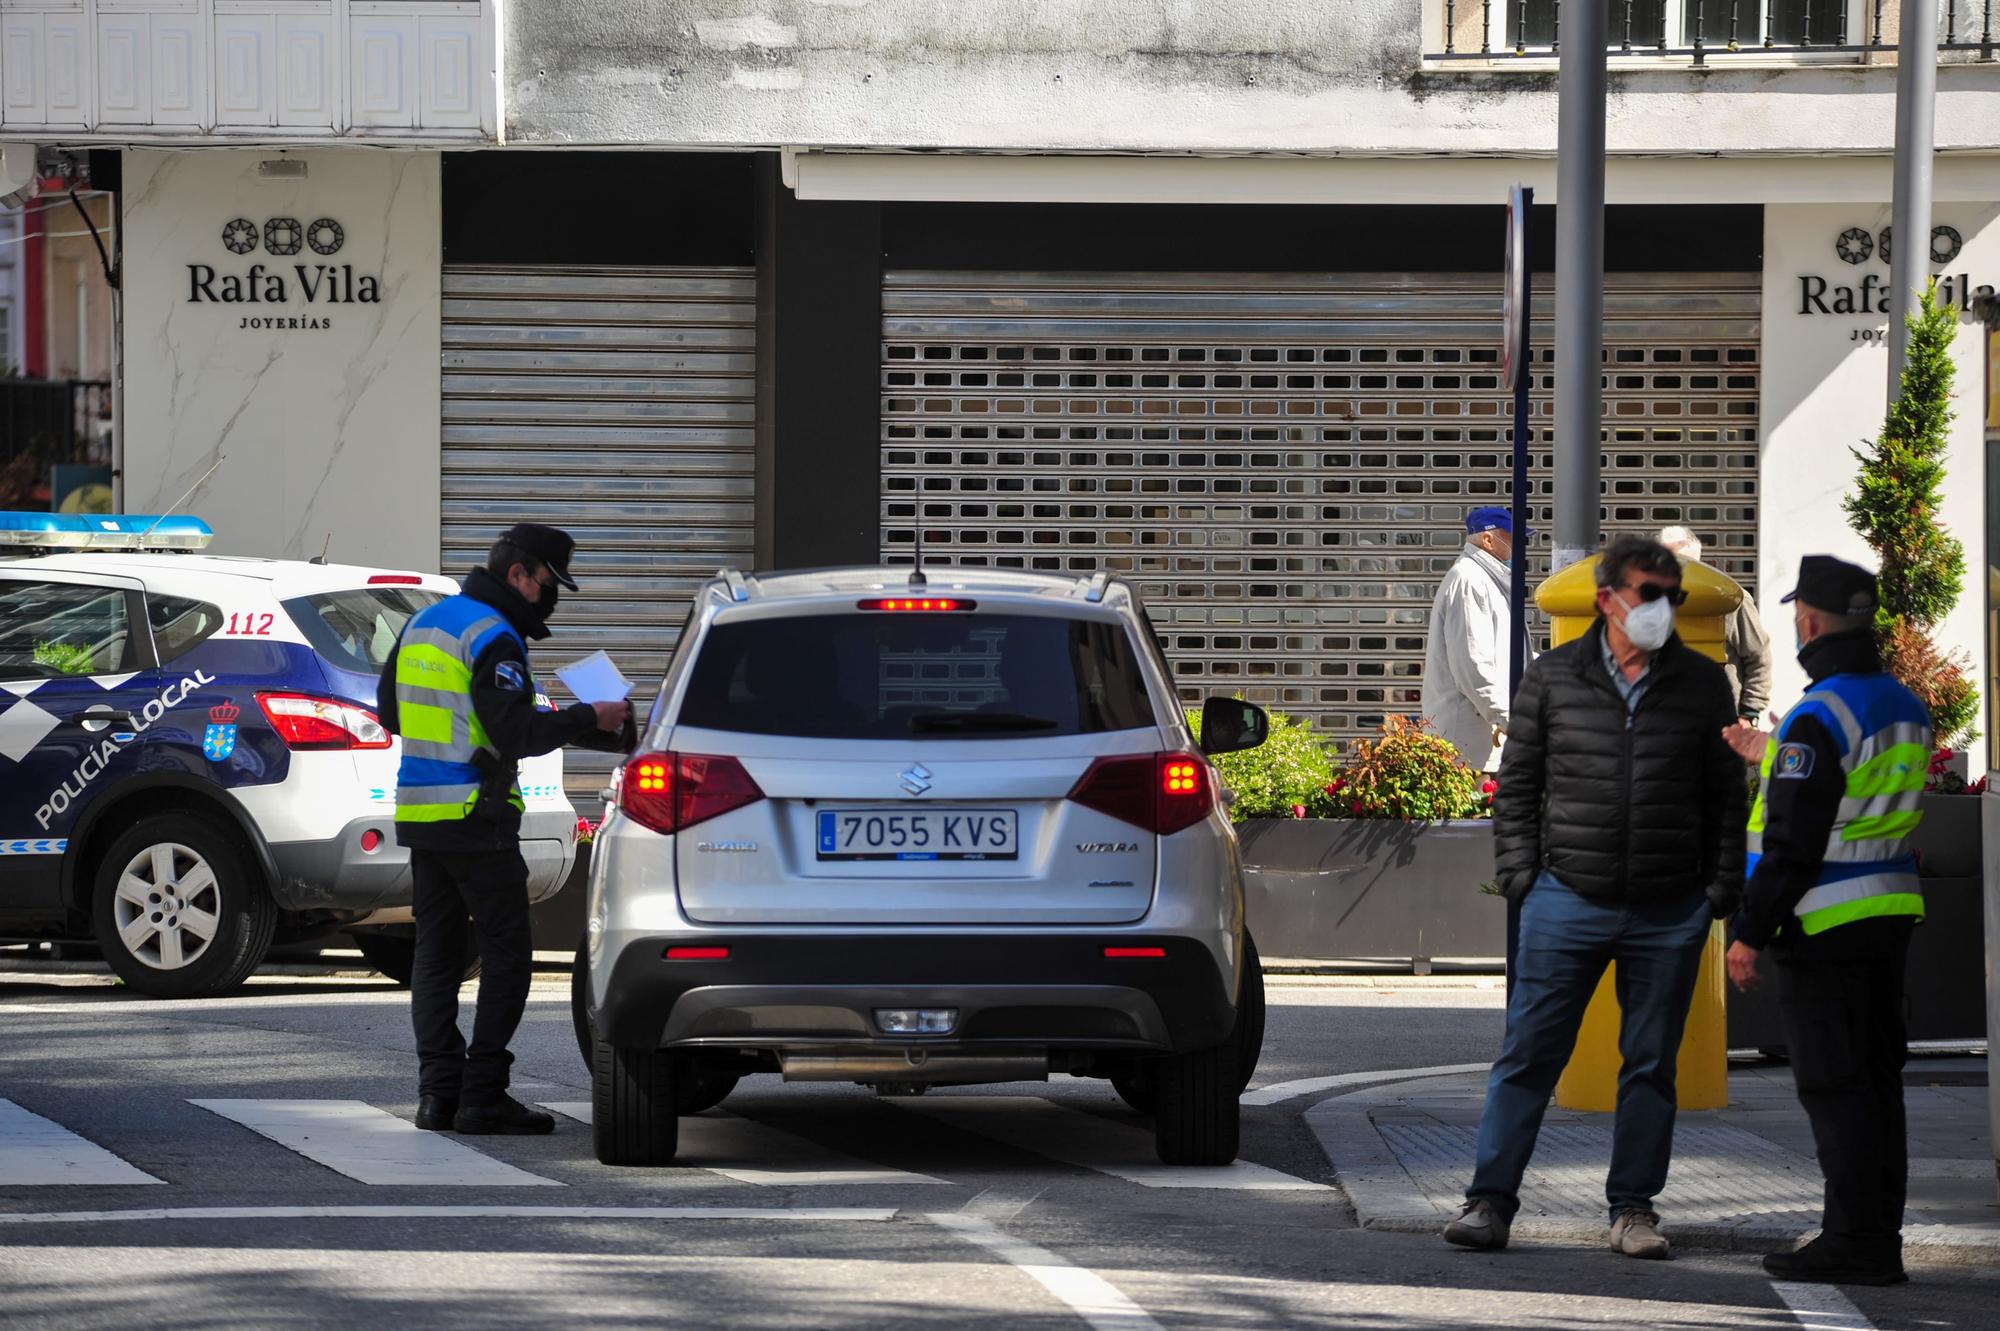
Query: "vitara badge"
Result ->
[[203, 701, 240, 762]]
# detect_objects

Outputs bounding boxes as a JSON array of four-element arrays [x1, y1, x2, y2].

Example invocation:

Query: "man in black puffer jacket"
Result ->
[[1444, 535, 1746, 1260]]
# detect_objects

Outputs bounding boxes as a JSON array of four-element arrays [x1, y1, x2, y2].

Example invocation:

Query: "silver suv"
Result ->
[[574, 567, 1270, 1168]]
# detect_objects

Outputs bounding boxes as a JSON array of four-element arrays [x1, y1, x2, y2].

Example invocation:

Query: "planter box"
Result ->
[[1727, 790, 1988, 1049], [1237, 818, 1502, 967]]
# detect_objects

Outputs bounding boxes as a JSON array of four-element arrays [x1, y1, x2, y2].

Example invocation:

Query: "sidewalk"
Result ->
[[1308, 1057, 2000, 1266]]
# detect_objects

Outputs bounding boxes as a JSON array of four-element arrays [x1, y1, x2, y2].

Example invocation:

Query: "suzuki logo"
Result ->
[[900, 763, 933, 797]]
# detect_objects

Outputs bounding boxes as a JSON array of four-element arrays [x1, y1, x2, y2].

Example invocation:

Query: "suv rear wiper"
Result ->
[[909, 711, 1059, 733]]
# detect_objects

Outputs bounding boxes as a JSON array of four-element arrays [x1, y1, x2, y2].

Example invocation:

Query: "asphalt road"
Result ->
[[2, 955, 1994, 1330]]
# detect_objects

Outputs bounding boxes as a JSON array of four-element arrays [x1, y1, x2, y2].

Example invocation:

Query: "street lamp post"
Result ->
[[1552, 0, 1607, 571], [1887, 0, 1940, 390]]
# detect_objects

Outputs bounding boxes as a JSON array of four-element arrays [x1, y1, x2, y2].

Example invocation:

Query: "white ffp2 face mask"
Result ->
[[1621, 595, 1675, 651]]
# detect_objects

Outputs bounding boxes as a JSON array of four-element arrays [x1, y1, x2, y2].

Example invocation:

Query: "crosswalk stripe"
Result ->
[[0, 1099, 165, 1186], [190, 1100, 562, 1187], [895, 1096, 1333, 1191], [541, 1103, 948, 1186]]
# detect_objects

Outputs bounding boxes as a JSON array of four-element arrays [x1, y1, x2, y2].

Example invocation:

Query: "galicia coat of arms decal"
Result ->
[[203, 701, 240, 762]]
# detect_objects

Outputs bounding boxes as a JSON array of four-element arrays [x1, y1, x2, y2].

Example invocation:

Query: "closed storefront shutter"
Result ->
[[881, 270, 1759, 747], [442, 265, 756, 806]]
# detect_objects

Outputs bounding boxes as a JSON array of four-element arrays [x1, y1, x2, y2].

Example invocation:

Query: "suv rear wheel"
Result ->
[[572, 940, 738, 1113], [1115, 932, 1263, 1119], [1150, 933, 1262, 1164], [91, 814, 274, 998], [591, 1039, 681, 1166]]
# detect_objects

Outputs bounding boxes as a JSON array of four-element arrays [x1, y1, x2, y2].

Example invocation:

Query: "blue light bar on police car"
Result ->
[[0, 512, 215, 551]]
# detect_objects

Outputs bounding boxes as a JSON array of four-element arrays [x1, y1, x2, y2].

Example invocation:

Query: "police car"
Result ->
[[0, 513, 577, 997]]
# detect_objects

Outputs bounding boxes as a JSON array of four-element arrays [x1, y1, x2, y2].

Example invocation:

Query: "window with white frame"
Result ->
[[1496, 0, 1870, 52]]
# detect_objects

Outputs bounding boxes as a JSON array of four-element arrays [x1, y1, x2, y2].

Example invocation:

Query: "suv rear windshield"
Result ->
[[283, 587, 444, 676], [678, 612, 1156, 740]]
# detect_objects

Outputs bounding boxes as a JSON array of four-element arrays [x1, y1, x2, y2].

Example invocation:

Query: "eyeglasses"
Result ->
[[1622, 581, 1688, 608]]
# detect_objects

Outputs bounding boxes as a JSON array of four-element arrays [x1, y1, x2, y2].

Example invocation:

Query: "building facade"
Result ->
[[2, 0, 1996, 795]]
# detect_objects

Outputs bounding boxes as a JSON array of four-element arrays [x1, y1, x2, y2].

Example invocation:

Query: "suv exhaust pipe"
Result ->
[[778, 1051, 1048, 1085]]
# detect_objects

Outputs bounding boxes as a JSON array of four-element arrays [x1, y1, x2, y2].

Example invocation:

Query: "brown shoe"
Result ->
[[1443, 1199, 1511, 1250], [1610, 1208, 1672, 1260]]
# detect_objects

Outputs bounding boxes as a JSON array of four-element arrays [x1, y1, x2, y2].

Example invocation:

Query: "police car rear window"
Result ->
[[283, 588, 443, 677], [148, 594, 224, 664], [0, 580, 138, 678]]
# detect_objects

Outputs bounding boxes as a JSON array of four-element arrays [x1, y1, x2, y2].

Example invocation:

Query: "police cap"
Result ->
[[498, 523, 579, 590], [1781, 554, 1878, 617]]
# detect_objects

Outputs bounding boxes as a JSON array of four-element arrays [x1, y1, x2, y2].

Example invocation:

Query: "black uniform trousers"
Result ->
[[1771, 917, 1915, 1250], [411, 846, 533, 1106]]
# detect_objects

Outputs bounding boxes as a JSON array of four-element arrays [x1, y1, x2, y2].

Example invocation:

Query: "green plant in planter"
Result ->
[[1844, 282, 1979, 749], [1331, 715, 1484, 822], [1187, 705, 1336, 820]]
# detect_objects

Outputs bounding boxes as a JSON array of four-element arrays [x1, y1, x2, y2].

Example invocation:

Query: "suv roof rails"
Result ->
[[718, 568, 752, 603]]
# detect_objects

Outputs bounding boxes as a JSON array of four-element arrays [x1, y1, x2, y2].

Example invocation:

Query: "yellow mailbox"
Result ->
[[1531, 555, 1744, 1113]]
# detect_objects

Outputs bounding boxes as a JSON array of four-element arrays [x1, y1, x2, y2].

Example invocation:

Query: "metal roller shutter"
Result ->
[[881, 270, 1759, 747], [442, 265, 756, 806]]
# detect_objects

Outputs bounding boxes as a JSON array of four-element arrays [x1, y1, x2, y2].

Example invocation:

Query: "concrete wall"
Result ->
[[506, 0, 2000, 153], [1761, 202, 1999, 769], [120, 149, 441, 571]]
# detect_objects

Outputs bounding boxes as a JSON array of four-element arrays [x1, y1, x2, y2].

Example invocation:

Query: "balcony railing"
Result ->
[[1430, 1, 1996, 64]]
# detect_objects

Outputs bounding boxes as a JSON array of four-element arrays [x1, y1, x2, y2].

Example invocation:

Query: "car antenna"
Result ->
[[310, 533, 330, 565], [140, 454, 226, 542], [909, 506, 927, 589]]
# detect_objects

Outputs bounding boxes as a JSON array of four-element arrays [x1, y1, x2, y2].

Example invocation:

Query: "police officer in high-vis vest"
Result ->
[[1723, 555, 1928, 1287], [377, 524, 631, 1136]]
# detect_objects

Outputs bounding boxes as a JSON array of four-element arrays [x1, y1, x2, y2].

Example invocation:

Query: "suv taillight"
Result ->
[[615, 751, 765, 834], [256, 693, 392, 750], [1066, 752, 1213, 836]]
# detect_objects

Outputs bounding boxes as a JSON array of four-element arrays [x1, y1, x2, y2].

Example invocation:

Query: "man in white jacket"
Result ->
[[1420, 507, 1524, 771]]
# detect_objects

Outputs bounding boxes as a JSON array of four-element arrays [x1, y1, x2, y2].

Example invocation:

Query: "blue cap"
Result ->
[[1466, 506, 1532, 540]]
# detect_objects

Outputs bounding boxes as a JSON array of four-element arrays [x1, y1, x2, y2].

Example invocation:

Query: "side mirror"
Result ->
[[1199, 697, 1270, 756]]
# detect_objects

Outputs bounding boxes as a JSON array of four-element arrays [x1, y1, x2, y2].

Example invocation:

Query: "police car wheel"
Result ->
[[352, 927, 482, 987], [91, 815, 274, 998]]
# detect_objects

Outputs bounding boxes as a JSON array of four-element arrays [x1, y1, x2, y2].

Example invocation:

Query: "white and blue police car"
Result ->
[[0, 513, 578, 997]]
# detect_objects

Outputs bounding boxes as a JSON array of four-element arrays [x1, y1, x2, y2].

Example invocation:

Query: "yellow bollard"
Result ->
[[1532, 556, 1743, 1112]]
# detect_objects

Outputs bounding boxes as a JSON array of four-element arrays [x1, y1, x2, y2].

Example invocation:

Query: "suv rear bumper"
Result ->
[[590, 933, 1237, 1054]]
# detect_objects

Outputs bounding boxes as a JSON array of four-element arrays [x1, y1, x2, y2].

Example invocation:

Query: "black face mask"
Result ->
[[532, 578, 559, 621]]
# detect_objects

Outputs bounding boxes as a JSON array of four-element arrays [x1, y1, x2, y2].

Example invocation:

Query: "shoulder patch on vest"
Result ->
[[494, 660, 527, 691], [1774, 742, 1815, 779]]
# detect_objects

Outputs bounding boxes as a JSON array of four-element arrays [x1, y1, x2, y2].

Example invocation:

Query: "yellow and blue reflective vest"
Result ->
[[392, 594, 527, 826], [1747, 671, 1929, 935]]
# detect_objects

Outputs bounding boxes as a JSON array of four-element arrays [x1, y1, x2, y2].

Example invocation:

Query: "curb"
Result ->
[[1305, 1087, 2000, 1268]]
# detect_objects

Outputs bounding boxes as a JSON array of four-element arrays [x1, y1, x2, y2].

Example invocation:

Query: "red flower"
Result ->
[[1291, 804, 1307, 819], [1480, 778, 1498, 795], [1327, 776, 1345, 793], [1350, 799, 1363, 815]]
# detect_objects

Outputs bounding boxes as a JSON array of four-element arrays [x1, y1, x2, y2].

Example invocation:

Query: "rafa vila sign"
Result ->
[[187, 217, 380, 330], [1799, 225, 1995, 337]]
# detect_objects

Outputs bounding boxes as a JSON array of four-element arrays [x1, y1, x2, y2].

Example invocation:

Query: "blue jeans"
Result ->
[[1468, 871, 1713, 1223]]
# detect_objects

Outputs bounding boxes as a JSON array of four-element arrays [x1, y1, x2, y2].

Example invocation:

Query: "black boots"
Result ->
[[414, 1094, 459, 1131], [1763, 1235, 1908, 1286], [454, 1094, 556, 1136]]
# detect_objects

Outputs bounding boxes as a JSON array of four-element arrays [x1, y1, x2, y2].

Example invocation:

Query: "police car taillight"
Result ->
[[256, 693, 392, 751]]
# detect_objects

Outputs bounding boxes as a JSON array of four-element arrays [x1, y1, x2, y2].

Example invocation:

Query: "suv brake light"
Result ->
[[856, 597, 977, 612], [1066, 752, 1213, 836], [615, 751, 765, 835], [256, 692, 392, 750]]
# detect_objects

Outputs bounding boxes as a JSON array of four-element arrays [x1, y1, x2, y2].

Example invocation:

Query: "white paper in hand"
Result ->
[[554, 650, 633, 705]]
